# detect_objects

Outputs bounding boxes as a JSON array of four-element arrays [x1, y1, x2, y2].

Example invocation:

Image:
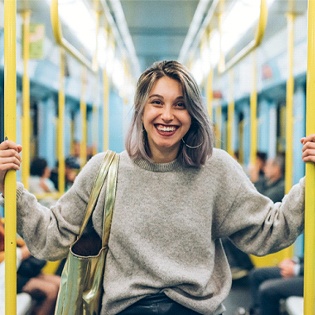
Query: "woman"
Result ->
[[0, 60, 314, 315]]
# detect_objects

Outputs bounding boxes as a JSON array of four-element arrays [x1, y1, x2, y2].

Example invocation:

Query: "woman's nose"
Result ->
[[160, 106, 174, 121]]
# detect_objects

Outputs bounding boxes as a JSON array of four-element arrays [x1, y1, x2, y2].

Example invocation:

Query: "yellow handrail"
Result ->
[[57, 48, 66, 194], [304, 1, 315, 314], [215, 105, 222, 149], [220, 0, 268, 73], [103, 70, 110, 151], [285, 13, 295, 195], [80, 67, 87, 167], [206, 68, 213, 120], [227, 70, 234, 156], [50, 0, 97, 72], [21, 10, 31, 190], [4, 0, 17, 314], [34, 192, 62, 200], [249, 51, 258, 166], [92, 9, 101, 155]]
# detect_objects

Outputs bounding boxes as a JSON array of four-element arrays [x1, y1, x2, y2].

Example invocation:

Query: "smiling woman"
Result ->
[[125, 60, 214, 167], [142, 76, 192, 163], [1, 60, 315, 315]]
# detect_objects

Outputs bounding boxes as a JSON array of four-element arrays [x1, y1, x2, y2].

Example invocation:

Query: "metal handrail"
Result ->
[[220, 0, 268, 73], [34, 192, 62, 200], [21, 10, 31, 190], [304, 1, 315, 313], [50, 0, 97, 72], [4, 1, 17, 314]]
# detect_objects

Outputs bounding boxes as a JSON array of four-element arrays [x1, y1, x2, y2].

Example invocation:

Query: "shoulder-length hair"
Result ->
[[125, 60, 214, 167]]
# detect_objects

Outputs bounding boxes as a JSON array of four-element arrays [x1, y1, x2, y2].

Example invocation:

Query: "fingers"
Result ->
[[301, 134, 315, 144], [0, 140, 22, 171], [301, 134, 315, 163], [0, 139, 22, 153]]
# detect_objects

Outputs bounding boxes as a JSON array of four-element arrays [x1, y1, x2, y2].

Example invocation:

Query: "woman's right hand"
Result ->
[[0, 140, 22, 194]]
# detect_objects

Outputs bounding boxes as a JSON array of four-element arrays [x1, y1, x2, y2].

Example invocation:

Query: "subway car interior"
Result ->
[[0, 0, 314, 314]]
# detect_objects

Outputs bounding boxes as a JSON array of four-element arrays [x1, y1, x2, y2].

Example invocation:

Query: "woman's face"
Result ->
[[142, 76, 192, 163]]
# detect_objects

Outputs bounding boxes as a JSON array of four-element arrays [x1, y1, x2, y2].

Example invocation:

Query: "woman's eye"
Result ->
[[151, 99, 162, 105], [176, 102, 186, 108]]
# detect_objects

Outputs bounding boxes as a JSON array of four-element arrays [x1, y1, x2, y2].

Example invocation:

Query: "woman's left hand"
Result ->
[[301, 134, 315, 163]]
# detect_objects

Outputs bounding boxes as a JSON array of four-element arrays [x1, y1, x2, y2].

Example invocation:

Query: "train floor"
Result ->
[[223, 276, 252, 315]]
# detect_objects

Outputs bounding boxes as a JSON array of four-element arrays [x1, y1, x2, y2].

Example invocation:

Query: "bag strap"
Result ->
[[101, 153, 119, 247], [78, 150, 117, 237]]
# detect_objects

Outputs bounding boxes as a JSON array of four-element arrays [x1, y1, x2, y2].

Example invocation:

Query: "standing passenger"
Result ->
[[0, 60, 315, 315]]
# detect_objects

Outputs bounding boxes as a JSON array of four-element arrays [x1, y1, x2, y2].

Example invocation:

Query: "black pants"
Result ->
[[249, 267, 303, 315], [118, 293, 212, 315]]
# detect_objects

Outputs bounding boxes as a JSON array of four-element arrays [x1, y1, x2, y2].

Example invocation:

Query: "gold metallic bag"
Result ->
[[55, 151, 119, 315]]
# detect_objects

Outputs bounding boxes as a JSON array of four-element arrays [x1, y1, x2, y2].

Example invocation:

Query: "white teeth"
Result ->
[[157, 126, 176, 132]]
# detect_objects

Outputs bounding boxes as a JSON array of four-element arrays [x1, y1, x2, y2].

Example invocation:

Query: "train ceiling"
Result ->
[[13, 0, 308, 77], [97, 0, 307, 73], [117, 0, 200, 71]]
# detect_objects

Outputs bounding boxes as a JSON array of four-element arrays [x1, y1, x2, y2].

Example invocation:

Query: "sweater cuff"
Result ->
[[16, 182, 25, 201], [0, 182, 24, 206]]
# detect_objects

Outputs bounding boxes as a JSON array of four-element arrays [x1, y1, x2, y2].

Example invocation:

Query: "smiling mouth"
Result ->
[[155, 125, 178, 136], [155, 124, 178, 133]]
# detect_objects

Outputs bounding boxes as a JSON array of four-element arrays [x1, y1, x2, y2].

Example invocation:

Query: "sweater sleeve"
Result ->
[[213, 151, 305, 256], [15, 153, 106, 260]]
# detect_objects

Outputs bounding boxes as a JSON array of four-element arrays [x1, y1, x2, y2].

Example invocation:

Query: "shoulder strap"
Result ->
[[102, 153, 119, 246], [78, 150, 117, 237]]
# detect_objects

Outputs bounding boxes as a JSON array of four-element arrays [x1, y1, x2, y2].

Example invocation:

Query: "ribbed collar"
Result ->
[[133, 157, 182, 172]]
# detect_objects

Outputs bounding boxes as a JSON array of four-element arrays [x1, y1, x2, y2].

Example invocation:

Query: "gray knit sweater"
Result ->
[[3, 149, 305, 315]]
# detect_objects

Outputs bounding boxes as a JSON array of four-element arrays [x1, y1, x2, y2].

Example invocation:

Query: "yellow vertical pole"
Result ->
[[80, 67, 87, 167], [250, 51, 257, 165], [285, 13, 295, 194], [207, 69, 213, 120], [92, 104, 98, 155], [215, 105, 222, 149], [21, 10, 31, 189], [92, 8, 101, 156], [281, 12, 296, 260], [58, 49, 65, 194], [4, 0, 17, 314], [227, 70, 234, 156], [218, 0, 225, 73], [103, 70, 109, 151], [304, 0, 315, 314]]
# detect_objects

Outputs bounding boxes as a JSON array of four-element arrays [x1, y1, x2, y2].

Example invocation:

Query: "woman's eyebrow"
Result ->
[[148, 94, 163, 98], [148, 94, 184, 100]]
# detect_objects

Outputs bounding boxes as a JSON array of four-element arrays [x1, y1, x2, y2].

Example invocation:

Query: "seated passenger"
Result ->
[[0, 218, 60, 315], [0, 220, 33, 315], [248, 151, 267, 183], [223, 153, 284, 280], [29, 157, 57, 207], [247, 256, 304, 315], [252, 153, 285, 203], [222, 151, 268, 280], [50, 156, 80, 192]]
